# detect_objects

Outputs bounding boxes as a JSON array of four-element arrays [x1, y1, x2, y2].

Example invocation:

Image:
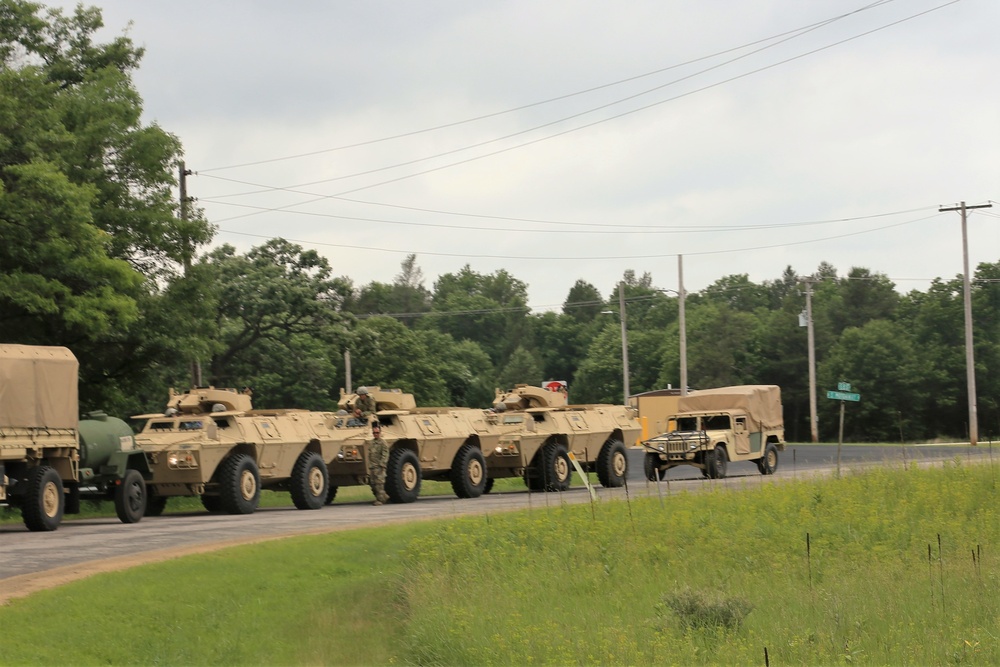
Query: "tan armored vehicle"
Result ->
[[134, 387, 336, 515], [326, 384, 641, 503], [640, 385, 786, 479]]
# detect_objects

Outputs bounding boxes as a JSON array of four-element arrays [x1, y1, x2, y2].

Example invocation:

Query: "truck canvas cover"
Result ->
[[677, 385, 783, 432], [0, 344, 79, 429]]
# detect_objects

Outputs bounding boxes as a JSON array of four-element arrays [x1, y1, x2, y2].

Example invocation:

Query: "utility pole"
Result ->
[[678, 254, 688, 396], [802, 276, 819, 442], [179, 162, 202, 387], [618, 281, 630, 406], [940, 201, 992, 445]]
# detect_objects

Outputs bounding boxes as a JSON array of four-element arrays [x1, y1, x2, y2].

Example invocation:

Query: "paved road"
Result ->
[[1, 443, 993, 583]]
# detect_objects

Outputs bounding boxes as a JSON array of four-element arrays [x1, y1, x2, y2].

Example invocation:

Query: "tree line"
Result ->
[[2, 1, 996, 442]]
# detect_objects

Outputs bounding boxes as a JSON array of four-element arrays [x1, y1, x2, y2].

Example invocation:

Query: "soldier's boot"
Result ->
[[377, 491, 390, 505]]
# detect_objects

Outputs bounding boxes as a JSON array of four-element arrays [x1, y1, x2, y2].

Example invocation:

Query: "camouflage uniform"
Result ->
[[368, 430, 390, 505], [355, 393, 377, 419]]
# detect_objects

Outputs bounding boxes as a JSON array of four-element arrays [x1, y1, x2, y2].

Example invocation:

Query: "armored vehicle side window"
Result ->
[[502, 415, 524, 425], [531, 413, 546, 423], [180, 420, 204, 431], [150, 420, 174, 431]]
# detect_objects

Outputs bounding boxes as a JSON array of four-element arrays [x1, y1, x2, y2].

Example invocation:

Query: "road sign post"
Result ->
[[827, 384, 861, 478]]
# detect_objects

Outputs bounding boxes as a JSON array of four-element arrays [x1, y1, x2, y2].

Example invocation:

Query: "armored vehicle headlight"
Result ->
[[167, 451, 198, 469]]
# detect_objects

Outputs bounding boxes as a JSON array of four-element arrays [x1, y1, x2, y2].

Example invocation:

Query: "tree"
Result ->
[[496, 345, 543, 391], [562, 279, 603, 323]]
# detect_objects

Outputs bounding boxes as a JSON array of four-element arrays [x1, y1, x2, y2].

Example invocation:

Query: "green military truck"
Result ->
[[641, 385, 786, 480], [0, 344, 150, 531]]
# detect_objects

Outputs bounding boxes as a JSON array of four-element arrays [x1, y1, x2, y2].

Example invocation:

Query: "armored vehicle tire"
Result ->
[[450, 443, 487, 499], [643, 452, 666, 481], [483, 477, 495, 494], [325, 484, 339, 505], [539, 442, 572, 492], [23, 465, 64, 532], [114, 469, 147, 524], [146, 494, 168, 516], [290, 451, 329, 510], [201, 494, 223, 513], [218, 454, 261, 514], [706, 445, 728, 479], [386, 449, 421, 504], [757, 443, 779, 475], [597, 439, 628, 487]]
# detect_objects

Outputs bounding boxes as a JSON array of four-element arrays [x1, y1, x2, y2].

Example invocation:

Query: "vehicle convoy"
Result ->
[[640, 385, 786, 480], [134, 382, 641, 515], [328, 384, 642, 503], [0, 344, 150, 531]]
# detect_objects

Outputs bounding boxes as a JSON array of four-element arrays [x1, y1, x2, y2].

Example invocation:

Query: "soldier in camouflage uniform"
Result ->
[[349, 387, 377, 427], [368, 421, 390, 505]]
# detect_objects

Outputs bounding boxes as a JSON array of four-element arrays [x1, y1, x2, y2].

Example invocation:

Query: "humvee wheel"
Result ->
[[218, 453, 261, 514], [386, 449, 422, 504], [23, 466, 64, 532], [291, 451, 328, 510], [757, 443, 779, 475], [643, 452, 666, 481], [539, 442, 571, 492], [597, 439, 628, 487], [706, 445, 728, 479], [146, 494, 168, 516], [114, 469, 147, 524], [483, 477, 495, 494], [450, 443, 487, 499], [325, 484, 339, 505]]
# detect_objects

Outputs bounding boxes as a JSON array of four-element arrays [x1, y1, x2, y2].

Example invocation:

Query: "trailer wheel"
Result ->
[[706, 445, 728, 479], [386, 449, 421, 504], [643, 452, 666, 481], [450, 443, 487, 499], [325, 484, 339, 505], [539, 442, 572, 492], [218, 453, 260, 514], [290, 451, 328, 510], [597, 439, 628, 487], [114, 469, 147, 524], [757, 443, 779, 475], [146, 494, 168, 516], [23, 466, 64, 532]]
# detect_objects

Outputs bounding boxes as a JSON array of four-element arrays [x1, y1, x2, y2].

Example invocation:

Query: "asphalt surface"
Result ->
[[1, 443, 994, 583]]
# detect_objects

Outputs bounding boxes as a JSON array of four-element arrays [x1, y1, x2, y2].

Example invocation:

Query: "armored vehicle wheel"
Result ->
[[539, 442, 572, 492], [23, 466, 64, 532], [386, 449, 421, 504], [450, 443, 487, 499], [643, 452, 666, 481], [114, 469, 147, 524], [201, 495, 223, 513], [757, 443, 779, 475], [218, 453, 261, 514], [290, 451, 328, 510], [597, 439, 628, 487], [146, 494, 168, 516], [325, 484, 339, 505], [483, 477, 495, 494], [706, 445, 728, 479]]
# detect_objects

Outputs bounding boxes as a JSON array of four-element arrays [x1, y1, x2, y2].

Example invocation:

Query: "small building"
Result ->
[[629, 388, 683, 443]]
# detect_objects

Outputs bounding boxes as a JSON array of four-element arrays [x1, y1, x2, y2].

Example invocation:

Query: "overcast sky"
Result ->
[[51, 0, 1000, 310]]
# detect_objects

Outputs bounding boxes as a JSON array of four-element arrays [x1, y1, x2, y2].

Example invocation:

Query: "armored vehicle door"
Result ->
[[253, 417, 288, 477]]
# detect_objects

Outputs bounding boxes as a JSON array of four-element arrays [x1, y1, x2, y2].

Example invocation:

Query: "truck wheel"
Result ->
[[706, 445, 728, 479], [202, 495, 223, 513], [597, 439, 628, 487], [483, 477, 495, 494], [23, 466, 64, 532], [65, 483, 81, 515], [450, 443, 487, 499], [218, 453, 261, 514], [386, 449, 421, 504], [114, 469, 147, 524], [146, 495, 168, 516], [290, 451, 328, 510], [757, 443, 779, 475], [539, 442, 572, 492], [643, 453, 665, 481], [325, 484, 339, 505]]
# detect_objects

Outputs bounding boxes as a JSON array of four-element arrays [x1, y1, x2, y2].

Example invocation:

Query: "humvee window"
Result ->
[[677, 417, 698, 431]]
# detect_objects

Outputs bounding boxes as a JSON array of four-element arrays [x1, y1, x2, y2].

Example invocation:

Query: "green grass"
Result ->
[[3, 459, 999, 665]]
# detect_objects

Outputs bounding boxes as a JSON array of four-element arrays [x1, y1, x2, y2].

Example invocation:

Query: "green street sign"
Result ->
[[827, 390, 860, 402], [838, 382, 851, 391]]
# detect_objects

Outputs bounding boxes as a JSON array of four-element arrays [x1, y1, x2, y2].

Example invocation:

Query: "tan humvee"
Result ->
[[640, 385, 786, 479]]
